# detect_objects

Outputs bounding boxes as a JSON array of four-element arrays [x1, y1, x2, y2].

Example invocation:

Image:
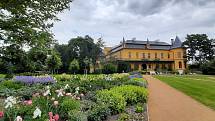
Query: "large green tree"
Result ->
[[183, 34, 214, 63], [46, 51, 62, 74], [0, 0, 72, 73], [55, 35, 104, 73]]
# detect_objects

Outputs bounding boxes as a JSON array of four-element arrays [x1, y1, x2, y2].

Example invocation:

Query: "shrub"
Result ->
[[135, 103, 144, 113], [60, 97, 80, 112], [1, 80, 23, 90], [87, 104, 111, 121], [201, 60, 215, 75], [102, 63, 117, 74], [96, 90, 126, 114], [117, 113, 130, 121], [111, 85, 148, 104], [69, 110, 87, 121]]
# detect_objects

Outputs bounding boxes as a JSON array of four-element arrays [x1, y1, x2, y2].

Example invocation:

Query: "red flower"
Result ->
[[0, 111, 4, 118]]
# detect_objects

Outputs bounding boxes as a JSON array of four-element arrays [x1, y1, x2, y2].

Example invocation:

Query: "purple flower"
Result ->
[[14, 76, 56, 84]]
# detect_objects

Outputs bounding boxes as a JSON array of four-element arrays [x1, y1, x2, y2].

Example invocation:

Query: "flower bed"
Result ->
[[14, 76, 56, 84], [0, 73, 148, 121]]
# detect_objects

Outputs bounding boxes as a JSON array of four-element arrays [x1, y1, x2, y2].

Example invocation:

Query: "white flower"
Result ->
[[43, 86, 51, 96], [75, 87, 80, 94], [57, 89, 64, 97], [64, 84, 69, 90], [43, 89, 51, 96], [33, 107, 41, 119], [4, 96, 16, 109], [16, 116, 23, 121]]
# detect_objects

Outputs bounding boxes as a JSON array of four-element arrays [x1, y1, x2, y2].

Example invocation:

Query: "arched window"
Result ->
[[179, 61, 182, 68]]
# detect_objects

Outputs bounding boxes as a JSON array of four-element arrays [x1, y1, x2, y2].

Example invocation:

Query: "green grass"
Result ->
[[0, 74, 5, 78], [154, 75, 215, 110]]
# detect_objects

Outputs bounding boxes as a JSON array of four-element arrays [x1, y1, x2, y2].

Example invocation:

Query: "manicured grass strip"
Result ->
[[154, 75, 215, 110]]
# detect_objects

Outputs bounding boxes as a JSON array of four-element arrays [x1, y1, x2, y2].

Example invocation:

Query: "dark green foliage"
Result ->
[[69, 59, 80, 74], [1, 80, 23, 90], [55, 36, 104, 73], [183, 34, 214, 62], [117, 61, 130, 73], [69, 110, 87, 121], [46, 51, 62, 73], [103, 63, 117, 74], [135, 103, 144, 113], [201, 59, 215, 75], [87, 104, 111, 121], [0, 0, 72, 73], [60, 97, 81, 112]]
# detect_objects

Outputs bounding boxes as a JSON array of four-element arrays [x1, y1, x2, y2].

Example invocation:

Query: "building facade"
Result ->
[[104, 36, 187, 72]]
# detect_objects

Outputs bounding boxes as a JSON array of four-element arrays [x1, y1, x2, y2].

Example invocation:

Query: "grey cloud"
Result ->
[[52, 0, 215, 46]]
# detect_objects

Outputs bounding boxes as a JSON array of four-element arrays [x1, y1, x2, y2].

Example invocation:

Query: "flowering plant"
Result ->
[[14, 76, 56, 84]]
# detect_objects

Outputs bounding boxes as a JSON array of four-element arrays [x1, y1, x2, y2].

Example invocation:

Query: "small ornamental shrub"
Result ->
[[60, 97, 80, 112], [135, 103, 144, 113], [69, 110, 87, 121], [96, 90, 126, 114], [111, 85, 148, 104], [1, 80, 23, 90], [87, 104, 111, 121], [117, 113, 130, 121]]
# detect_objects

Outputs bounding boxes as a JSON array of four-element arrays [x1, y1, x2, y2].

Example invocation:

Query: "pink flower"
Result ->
[[49, 112, 59, 121], [23, 100, 32, 105], [0, 111, 4, 118], [65, 93, 72, 96], [53, 114, 59, 121]]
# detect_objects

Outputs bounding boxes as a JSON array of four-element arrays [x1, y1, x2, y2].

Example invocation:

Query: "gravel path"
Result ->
[[144, 75, 215, 121]]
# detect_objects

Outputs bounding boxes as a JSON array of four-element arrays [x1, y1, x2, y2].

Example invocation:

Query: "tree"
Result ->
[[69, 59, 80, 74], [201, 59, 215, 75], [103, 63, 117, 74], [0, 0, 72, 47], [183, 34, 214, 63], [46, 51, 62, 74], [55, 35, 104, 73], [0, 0, 72, 73]]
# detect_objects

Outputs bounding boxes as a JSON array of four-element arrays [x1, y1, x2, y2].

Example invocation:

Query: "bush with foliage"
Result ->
[[135, 103, 144, 113], [96, 90, 126, 114], [201, 59, 215, 75], [60, 97, 80, 112], [111, 85, 148, 104], [0, 80, 23, 90], [87, 104, 111, 121], [102, 63, 117, 74], [69, 110, 87, 121]]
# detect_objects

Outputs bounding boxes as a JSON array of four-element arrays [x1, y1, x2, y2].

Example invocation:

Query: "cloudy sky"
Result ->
[[52, 0, 215, 46]]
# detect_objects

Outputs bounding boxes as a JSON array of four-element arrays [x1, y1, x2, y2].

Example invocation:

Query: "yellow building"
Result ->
[[104, 36, 187, 72]]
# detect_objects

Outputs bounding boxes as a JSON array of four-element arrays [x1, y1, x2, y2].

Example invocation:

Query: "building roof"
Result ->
[[172, 36, 182, 48], [109, 36, 183, 53]]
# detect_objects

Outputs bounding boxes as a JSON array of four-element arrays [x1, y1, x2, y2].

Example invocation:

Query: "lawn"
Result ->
[[154, 75, 215, 110]]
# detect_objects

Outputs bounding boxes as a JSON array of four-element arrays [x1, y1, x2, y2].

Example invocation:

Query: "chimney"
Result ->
[[132, 37, 136, 41], [171, 39, 174, 46]]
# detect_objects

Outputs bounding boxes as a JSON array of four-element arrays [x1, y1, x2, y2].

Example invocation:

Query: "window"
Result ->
[[142, 53, 145, 59], [136, 52, 139, 58], [148, 53, 151, 59], [177, 52, 182, 58], [148, 64, 151, 69], [168, 53, 170, 59], [179, 61, 182, 68], [155, 53, 157, 58], [129, 52, 131, 58], [161, 53, 164, 59]]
